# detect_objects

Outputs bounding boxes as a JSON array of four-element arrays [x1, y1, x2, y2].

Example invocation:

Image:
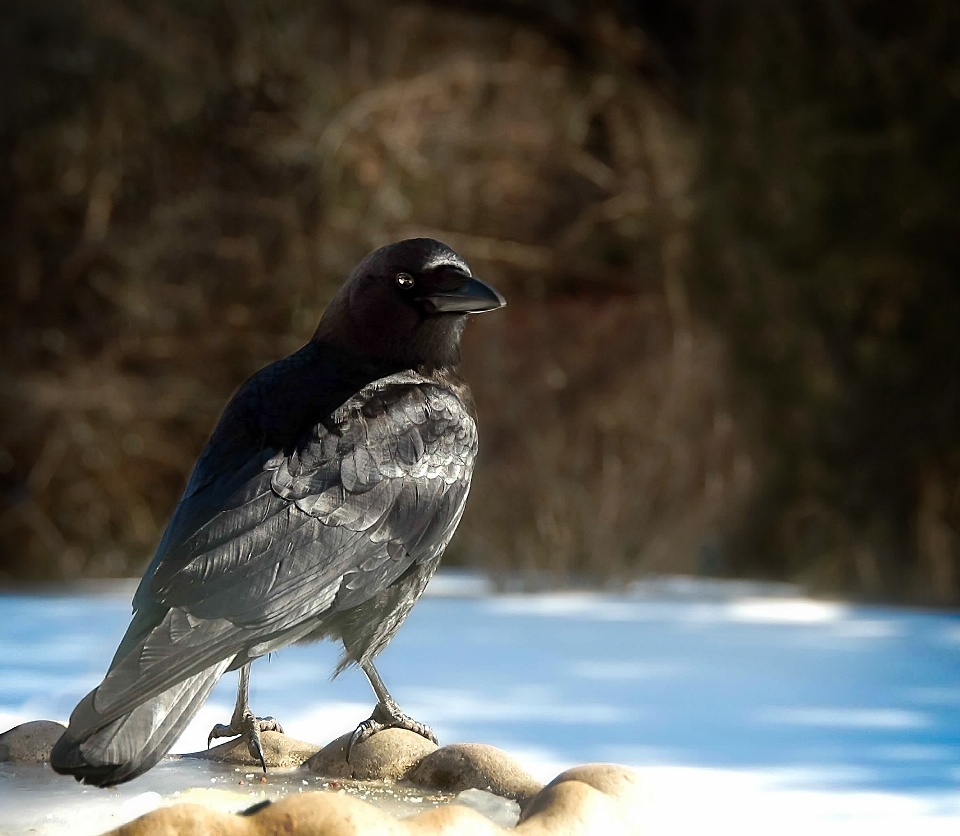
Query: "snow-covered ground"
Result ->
[[2, 574, 960, 834]]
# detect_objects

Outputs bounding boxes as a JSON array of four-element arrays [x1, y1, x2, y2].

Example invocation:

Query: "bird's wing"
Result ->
[[152, 374, 477, 619], [91, 375, 476, 718], [150, 375, 477, 612], [96, 375, 477, 720]]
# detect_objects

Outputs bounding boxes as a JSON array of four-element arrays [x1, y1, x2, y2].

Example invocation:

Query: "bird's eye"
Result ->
[[395, 272, 415, 289]]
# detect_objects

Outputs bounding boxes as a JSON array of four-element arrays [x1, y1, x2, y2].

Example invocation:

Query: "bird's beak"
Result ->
[[419, 276, 507, 314]]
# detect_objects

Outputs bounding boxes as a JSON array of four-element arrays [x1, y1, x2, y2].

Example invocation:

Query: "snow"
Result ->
[[2, 574, 960, 834]]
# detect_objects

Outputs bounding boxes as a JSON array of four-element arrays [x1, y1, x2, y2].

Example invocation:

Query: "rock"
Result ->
[[546, 763, 645, 806], [303, 733, 353, 779], [518, 763, 645, 836], [0, 718, 643, 835], [104, 762, 645, 836], [108, 792, 502, 836], [406, 742, 543, 802], [307, 733, 542, 800], [181, 730, 320, 768], [0, 720, 66, 763], [306, 728, 437, 781]]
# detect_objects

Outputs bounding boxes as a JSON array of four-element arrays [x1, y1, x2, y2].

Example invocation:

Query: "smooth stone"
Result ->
[[103, 763, 645, 835], [107, 792, 500, 836], [306, 728, 438, 781], [407, 742, 543, 802], [547, 763, 645, 805], [0, 720, 66, 763], [180, 730, 321, 768], [519, 763, 644, 835]]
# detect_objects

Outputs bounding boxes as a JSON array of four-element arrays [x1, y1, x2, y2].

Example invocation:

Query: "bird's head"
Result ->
[[314, 238, 506, 372]]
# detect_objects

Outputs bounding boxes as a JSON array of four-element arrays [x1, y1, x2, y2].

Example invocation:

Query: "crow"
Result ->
[[50, 238, 505, 787]]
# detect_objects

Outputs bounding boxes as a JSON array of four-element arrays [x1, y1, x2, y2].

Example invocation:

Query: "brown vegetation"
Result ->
[[1, 1, 746, 586], [2, 0, 958, 602], [691, 2, 960, 601]]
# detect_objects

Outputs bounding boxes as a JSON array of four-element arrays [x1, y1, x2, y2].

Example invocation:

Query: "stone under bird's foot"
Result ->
[[347, 699, 437, 762], [207, 712, 284, 772]]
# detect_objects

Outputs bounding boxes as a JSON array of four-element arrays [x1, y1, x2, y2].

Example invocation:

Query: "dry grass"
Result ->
[[0, 1, 748, 583]]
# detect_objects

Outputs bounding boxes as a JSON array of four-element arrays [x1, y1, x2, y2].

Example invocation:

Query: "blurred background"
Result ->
[[2, 0, 959, 604]]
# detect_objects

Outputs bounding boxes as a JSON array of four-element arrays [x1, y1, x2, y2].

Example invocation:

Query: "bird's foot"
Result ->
[[207, 712, 284, 772], [347, 699, 437, 762]]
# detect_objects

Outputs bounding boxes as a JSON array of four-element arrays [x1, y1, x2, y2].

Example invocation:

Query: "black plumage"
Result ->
[[50, 238, 505, 787]]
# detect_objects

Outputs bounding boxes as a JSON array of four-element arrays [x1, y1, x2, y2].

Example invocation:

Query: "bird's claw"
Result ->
[[207, 723, 231, 750], [345, 701, 437, 763], [346, 717, 380, 762], [206, 712, 283, 772]]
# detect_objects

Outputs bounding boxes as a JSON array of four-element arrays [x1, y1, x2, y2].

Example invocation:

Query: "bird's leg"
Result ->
[[206, 664, 283, 772], [347, 660, 437, 760]]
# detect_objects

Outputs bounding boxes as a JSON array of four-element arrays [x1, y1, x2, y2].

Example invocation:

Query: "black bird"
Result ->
[[50, 238, 505, 787]]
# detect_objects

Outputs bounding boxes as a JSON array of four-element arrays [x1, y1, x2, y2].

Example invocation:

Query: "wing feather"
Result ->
[[97, 373, 477, 715], [149, 373, 476, 629]]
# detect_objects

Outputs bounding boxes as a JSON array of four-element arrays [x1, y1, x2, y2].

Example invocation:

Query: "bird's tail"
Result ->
[[50, 658, 232, 787]]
